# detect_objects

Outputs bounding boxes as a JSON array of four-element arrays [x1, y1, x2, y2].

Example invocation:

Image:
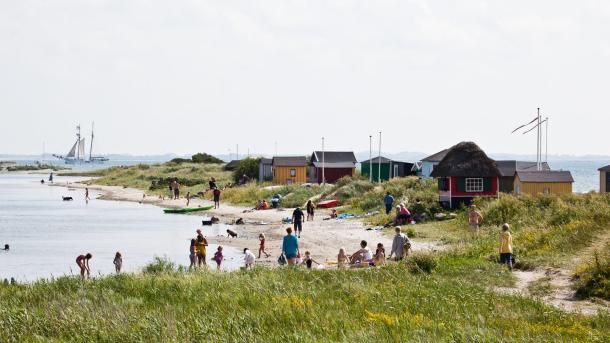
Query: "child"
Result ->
[[75, 253, 92, 280], [113, 252, 123, 273], [213, 246, 224, 270], [258, 233, 270, 258], [189, 239, 197, 270], [244, 248, 256, 269], [330, 209, 338, 219], [374, 243, 386, 266], [499, 223, 513, 271], [337, 248, 349, 268], [213, 187, 221, 209], [186, 192, 191, 206], [302, 251, 319, 269]]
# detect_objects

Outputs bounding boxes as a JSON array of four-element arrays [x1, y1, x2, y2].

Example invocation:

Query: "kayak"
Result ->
[[317, 199, 339, 208], [163, 205, 214, 214]]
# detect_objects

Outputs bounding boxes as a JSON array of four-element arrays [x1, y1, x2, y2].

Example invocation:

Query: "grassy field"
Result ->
[[1, 260, 608, 342]]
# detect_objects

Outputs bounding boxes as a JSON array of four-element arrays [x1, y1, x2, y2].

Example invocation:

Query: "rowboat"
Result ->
[[163, 205, 214, 214]]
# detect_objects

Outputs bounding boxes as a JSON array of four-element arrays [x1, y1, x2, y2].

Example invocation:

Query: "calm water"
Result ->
[[0, 174, 241, 282], [550, 160, 610, 193]]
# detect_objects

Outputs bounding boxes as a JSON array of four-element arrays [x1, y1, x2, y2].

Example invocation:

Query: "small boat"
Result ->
[[317, 199, 339, 208], [163, 205, 214, 214], [202, 216, 213, 225]]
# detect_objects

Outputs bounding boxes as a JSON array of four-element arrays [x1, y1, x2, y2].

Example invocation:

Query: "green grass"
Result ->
[[1, 262, 608, 342], [6, 163, 67, 171], [574, 245, 610, 300]]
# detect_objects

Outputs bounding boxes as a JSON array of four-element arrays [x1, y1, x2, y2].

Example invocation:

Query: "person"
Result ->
[[302, 251, 319, 269], [85, 188, 90, 203], [213, 246, 224, 270], [255, 200, 263, 210], [113, 252, 123, 273], [40, 179, 45, 184], [3, 244, 9, 251], [209, 177, 217, 190], [349, 240, 373, 266], [395, 204, 411, 225], [389, 226, 410, 261], [186, 192, 191, 206], [76, 253, 92, 280], [173, 181, 180, 200], [468, 205, 483, 231], [244, 248, 256, 269], [374, 243, 386, 266], [330, 209, 338, 219], [499, 223, 513, 271], [384, 192, 394, 214], [189, 239, 197, 270], [261, 199, 269, 210], [196, 233, 208, 267], [282, 227, 299, 265], [337, 248, 349, 268], [213, 187, 221, 209], [292, 207, 305, 238], [306, 200, 315, 221], [258, 233, 270, 258], [169, 181, 174, 199], [49, 172, 53, 183]]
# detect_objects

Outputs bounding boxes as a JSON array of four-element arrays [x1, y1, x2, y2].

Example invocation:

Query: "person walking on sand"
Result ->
[[389, 226, 410, 261], [213, 187, 221, 209], [292, 207, 305, 238], [76, 253, 92, 280], [499, 223, 513, 271], [113, 252, 123, 273], [384, 192, 394, 215], [213, 246, 224, 270], [186, 192, 191, 206], [258, 233, 270, 258], [244, 248, 256, 269], [468, 205, 483, 231], [282, 227, 299, 266], [306, 200, 315, 221]]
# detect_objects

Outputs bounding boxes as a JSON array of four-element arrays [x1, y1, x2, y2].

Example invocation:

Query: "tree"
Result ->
[[191, 153, 223, 164], [233, 158, 260, 183]]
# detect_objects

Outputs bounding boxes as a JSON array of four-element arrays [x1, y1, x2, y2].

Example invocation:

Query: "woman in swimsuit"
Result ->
[[76, 253, 92, 280]]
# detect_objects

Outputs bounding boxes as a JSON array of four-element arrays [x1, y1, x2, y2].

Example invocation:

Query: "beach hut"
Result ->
[[514, 171, 574, 195], [600, 165, 610, 193], [224, 160, 241, 171], [309, 151, 357, 184], [258, 158, 273, 182], [272, 156, 308, 185], [496, 161, 550, 193], [360, 156, 414, 182], [420, 149, 449, 178], [430, 142, 501, 209]]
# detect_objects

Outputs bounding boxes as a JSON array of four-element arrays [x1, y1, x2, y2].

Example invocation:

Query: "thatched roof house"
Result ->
[[431, 142, 501, 208]]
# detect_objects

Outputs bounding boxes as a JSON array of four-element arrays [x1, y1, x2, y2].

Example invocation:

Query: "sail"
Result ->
[[78, 138, 86, 160], [66, 141, 78, 158]]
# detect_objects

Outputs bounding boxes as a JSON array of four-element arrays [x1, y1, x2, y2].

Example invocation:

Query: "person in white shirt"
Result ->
[[244, 248, 256, 269], [349, 240, 374, 266]]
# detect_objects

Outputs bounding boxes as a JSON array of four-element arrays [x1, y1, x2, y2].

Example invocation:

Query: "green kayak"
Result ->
[[163, 205, 214, 214]]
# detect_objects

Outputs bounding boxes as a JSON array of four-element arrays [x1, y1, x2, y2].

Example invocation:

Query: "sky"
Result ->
[[1, 0, 609, 157]]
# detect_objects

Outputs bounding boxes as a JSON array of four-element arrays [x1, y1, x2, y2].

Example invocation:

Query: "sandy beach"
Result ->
[[51, 181, 444, 267]]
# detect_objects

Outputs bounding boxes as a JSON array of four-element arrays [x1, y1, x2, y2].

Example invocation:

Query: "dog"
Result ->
[[62, 196, 73, 201], [226, 229, 238, 238]]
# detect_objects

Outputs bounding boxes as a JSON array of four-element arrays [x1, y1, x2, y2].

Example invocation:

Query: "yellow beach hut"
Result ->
[[272, 156, 308, 185], [514, 171, 574, 196]]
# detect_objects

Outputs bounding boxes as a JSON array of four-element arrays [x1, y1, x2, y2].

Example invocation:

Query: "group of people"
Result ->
[[75, 252, 122, 280], [169, 180, 181, 200]]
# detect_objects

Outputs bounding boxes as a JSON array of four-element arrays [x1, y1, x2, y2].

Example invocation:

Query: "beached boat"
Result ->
[[317, 199, 339, 208], [163, 205, 214, 214]]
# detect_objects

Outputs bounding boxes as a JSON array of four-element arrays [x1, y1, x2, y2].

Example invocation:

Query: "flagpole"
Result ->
[[537, 108, 541, 171], [369, 135, 372, 182], [378, 131, 382, 184], [322, 137, 325, 186], [545, 117, 549, 163]]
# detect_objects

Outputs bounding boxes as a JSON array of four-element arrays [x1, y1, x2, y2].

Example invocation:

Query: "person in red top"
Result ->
[[213, 187, 221, 209], [258, 233, 270, 258]]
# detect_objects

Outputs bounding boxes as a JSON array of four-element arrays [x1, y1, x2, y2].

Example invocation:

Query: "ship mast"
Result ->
[[89, 122, 94, 162], [76, 124, 81, 161]]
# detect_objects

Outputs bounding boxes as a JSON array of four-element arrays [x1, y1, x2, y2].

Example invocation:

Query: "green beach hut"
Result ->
[[360, 156, 414, 182]]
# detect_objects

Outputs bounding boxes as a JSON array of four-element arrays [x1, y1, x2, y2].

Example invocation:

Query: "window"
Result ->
[[465, 178, 484, 192], [515, 185, 521, 194], [393, 165, 399, 178], [543, 187, 551, 194], [290, 169, 296, 177]]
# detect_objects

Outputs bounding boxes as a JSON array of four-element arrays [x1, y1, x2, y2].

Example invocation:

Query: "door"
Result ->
[[393, 165, 399, 178], [606, 172, 610, 192]]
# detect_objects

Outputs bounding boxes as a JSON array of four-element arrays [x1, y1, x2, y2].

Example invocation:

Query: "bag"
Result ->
[[277, 254, 287, 266]]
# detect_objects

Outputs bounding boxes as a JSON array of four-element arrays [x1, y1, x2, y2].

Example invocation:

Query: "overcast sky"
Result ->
[[1, 1, 609, 157]]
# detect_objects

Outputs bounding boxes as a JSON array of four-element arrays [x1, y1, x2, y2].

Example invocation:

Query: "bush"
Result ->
[[405, 253, 438, 274], [192, 152, 223, 164], [169, 158, 192, 164], [232, 158, 260, 183], [574, 248, 610, 300], [143, 257, 177, 275]]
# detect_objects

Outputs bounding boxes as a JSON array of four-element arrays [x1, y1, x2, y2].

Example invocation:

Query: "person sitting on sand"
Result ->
[[302, 251, 319, 269], [330, 209, 338, 219], [113, 252, 123, 273], [374, 243, 386, 266], [244, 248, 256, 269], [258, 233, 270, 258], [213, 246, 224, 270], [337, 248, 349, 268], [349, 240, 373, 266], [261, 200, 270, 210], [76, 253, 92, 280]]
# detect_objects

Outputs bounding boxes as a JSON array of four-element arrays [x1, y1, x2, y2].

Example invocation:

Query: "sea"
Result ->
[[0, 173, 242, 282]]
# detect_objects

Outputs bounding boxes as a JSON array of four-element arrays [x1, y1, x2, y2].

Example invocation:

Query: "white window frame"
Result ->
[[465, 178, 484, 192], [290, 169, 296, 177], [543, 187, 551, 194]]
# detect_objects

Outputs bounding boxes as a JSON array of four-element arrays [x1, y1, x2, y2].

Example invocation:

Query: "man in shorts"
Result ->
[[468, 205, 483, 231], [292, 207, 305, 238]]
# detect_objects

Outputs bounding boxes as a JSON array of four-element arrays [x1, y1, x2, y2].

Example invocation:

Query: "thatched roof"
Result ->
[[430, 142, 500, 177]]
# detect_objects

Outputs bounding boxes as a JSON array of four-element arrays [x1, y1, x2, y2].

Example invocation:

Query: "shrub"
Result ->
[[232, 158, 260, 183], [574, 248, 610, 300], [405, 253, 438, 274], [143, 257, 177, 275], [192, 152, 223, 164]]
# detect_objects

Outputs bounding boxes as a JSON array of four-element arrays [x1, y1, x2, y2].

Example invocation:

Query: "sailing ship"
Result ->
[[53, 123, 109, 164]]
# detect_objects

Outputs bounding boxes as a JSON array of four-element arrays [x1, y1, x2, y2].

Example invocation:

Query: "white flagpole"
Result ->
[[536, 108, 541, 171], [369, 135, 372, 182], [322, 137, 325, 186], [378, 131, 382, 184], [545, 117, 549, 164]]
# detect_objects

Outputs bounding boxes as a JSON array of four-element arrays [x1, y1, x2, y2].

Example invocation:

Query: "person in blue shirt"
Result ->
[[384, 192, 394, 214], [282, 227, 299, 265]]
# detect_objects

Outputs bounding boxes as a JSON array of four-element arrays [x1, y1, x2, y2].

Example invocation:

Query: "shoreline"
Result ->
[[49, 180, 445, 268]]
